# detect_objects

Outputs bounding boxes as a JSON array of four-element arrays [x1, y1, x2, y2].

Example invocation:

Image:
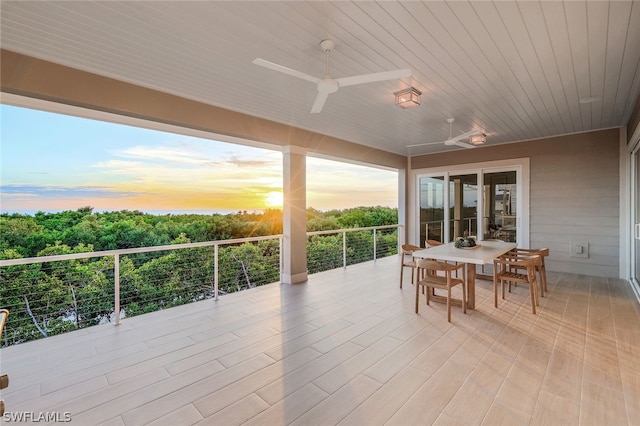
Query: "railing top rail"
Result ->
[[307, 224, 399, 237], [0, 234, 284, 267]]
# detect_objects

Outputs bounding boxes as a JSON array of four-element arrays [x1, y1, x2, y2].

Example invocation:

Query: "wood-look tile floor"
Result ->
[[1, 256, 639, 425]]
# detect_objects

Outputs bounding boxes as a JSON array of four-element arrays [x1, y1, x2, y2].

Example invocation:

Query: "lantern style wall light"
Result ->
[[469, 133, 487, 145], [394, 87, 421, 108]]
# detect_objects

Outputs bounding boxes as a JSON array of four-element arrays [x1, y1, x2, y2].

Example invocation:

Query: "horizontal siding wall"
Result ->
[[529, 133, 620, 277], [411, 129, 621, 278]]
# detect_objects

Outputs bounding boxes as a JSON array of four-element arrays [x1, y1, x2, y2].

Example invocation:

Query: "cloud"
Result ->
[[223, 155, 277, 168], [112, 143, 281, 169], [90, 143, 283, 192], [0, 184, 143, 199], [114, 146, 210, 165]]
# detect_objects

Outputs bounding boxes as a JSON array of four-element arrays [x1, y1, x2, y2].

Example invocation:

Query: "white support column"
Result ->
[[282, 146, 308, 284], [398, 163, 407, 247]]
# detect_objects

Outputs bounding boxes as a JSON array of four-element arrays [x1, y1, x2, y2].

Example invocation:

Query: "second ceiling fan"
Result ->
[[253, 39, 411, 113], [407, 118, 486, 150]]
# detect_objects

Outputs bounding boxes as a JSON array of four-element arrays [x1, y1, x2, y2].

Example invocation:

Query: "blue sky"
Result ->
[[0, 105, 397, 214]]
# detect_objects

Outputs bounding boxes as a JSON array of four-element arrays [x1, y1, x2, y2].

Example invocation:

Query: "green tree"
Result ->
[[0, 206, 397, 346]]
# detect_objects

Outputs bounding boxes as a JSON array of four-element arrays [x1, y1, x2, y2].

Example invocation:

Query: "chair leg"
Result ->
[[529, 277, 537, 314], [538, 265, 548, 297], [447, 285, 452, 322], [493, 271, 499, 308], [415, 281, 420, 313], [462, 281, 467, 315], [537, 267, 543, 297], [400, 265, 404, 289]]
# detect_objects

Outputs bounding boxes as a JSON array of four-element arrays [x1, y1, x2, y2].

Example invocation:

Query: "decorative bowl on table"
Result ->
[[454, 236, 480, 249]]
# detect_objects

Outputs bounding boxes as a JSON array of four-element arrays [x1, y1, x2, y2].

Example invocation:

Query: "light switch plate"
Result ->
[[570, 240, 589, 258]]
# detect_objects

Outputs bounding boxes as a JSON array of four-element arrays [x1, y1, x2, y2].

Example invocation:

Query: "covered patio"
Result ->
[[2, 1, 639, 286], [2, 256, 638, 425], [2, 2, 640, 424]]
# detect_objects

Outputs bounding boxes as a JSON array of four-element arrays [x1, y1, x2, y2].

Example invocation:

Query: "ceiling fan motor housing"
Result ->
[[317, 79, 339, 93], [319, 39, 335, 52]]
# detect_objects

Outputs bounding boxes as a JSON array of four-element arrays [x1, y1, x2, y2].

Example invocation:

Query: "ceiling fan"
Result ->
[[407, 118, 485, 149], [252, 39, 412, 113]]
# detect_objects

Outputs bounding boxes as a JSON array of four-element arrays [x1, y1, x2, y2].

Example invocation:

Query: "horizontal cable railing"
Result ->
[[306, 225, 399, 273], [0, 235, 282, 347], [0, 225, 399, 346]]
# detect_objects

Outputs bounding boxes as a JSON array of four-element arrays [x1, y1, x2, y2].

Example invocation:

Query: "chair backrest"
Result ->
[[415, 258, 461, 273], [0, 309, 8, 336], [510, 247, 549, 257], [426, 239, 443, 247], [401, 244, 421, 255], [495, 253, 542, 268]]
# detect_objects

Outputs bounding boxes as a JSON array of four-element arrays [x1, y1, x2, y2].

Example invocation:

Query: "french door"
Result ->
[[632, 145, 640, 288], [415, 159, 529, 248]]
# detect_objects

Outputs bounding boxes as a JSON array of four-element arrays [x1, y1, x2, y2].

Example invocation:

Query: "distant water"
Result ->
[[1, 209, 265, 216]]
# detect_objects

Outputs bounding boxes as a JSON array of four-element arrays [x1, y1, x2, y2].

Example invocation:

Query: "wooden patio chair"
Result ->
[[415, 259, 466, 322], [493, 253, 541, 314], [399, 244, 422, 288], [508, 247, 549, 297]]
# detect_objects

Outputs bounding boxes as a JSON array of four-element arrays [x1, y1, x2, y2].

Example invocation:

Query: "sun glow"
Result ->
[[265, 191, 283, 208]]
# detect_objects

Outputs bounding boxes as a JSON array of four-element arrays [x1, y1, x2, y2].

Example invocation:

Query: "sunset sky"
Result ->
[[1, 105, 397, 214]]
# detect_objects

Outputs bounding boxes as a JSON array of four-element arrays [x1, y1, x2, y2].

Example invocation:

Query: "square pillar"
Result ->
[[282, 146, 308, 284]]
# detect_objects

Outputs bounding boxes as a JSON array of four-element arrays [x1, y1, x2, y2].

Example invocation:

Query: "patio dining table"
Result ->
[[413, 240, 517, 309]]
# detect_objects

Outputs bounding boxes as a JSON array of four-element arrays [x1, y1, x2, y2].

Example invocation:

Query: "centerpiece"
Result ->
[[454, 236, 479, 249]]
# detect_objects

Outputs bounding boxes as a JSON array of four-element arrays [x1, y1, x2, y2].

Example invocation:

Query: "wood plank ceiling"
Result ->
[[1, 1, 639, 156]]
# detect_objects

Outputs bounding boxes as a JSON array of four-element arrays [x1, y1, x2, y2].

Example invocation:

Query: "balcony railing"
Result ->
[[307, 225, 398, 273], [0, 225, 399, 347]]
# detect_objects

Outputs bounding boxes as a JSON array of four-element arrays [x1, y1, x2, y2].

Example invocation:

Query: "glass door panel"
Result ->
[[635, 149, 640, 283], [449, 174, 478, 241], [414, 160, 527, 249], [483, 171, 517, 242], [419, 176, 445, 246]]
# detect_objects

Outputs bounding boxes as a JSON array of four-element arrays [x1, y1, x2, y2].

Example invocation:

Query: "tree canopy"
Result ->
[[0, 206, 397, 346]]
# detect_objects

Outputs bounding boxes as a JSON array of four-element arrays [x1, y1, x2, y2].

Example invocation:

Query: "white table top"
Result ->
[[413, 240, 517, 265]]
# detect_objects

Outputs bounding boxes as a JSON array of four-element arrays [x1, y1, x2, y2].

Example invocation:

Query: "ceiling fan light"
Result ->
[[469, 133, 486, 145], [394, 87, 421, 108]]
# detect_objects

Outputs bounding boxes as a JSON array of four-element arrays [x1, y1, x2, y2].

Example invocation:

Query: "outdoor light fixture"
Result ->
[[394, 87, 421, 108], [469, 133, 487, 145]]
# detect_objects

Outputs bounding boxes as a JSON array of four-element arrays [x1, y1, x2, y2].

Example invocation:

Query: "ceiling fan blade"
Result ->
[[406, 140, 446, 148], [336, 69, 412, 87], [450, 129, 481, 142], [446, 139, 477, 149], [310, 91, 330, 113], [252, 58, 320, 84]]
